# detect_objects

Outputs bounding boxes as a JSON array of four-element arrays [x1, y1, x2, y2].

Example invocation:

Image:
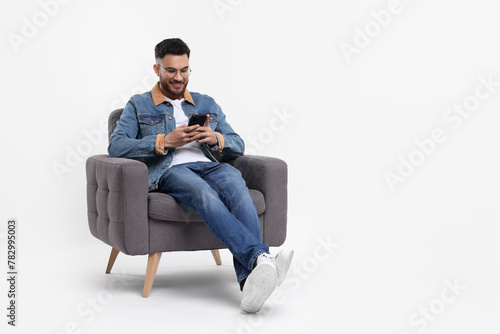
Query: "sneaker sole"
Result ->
[[241, 263, 277, 313], [276, 249, 294, 286]]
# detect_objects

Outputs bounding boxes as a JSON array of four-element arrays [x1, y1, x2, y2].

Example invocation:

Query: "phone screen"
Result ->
[[188, 114, 207, 126]]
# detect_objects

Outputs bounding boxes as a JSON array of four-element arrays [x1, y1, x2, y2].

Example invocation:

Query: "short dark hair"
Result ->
[[155, 38, 190, 60]]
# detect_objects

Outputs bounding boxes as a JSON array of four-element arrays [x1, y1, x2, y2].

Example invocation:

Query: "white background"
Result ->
[[1, 0, 499, 333]]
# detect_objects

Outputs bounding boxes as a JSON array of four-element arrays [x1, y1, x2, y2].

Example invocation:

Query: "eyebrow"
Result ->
[[166, 66, 189, 70]]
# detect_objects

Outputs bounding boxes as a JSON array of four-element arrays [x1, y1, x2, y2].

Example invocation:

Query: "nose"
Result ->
[[174, 71, 183, 81]]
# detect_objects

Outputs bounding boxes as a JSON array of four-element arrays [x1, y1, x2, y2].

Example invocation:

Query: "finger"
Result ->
[[186, 124, 200, 132], [190, 133, 204, 141], [203, 115, 209, 127], [188, 127, 205, 135], [183, 132, 195, 142], [196, 132, 216, 143], [197, 136, 213, 143]]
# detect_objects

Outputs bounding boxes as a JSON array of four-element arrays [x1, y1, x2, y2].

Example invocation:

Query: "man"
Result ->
[[108, 38, 293, 313]]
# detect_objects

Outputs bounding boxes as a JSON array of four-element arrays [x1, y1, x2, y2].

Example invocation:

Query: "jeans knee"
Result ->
[[192, 189, 221, 211]]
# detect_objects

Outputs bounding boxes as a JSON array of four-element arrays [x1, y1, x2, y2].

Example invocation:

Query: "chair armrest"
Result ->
[[229, 155, 288, 246], [86, 154, 149, 255]]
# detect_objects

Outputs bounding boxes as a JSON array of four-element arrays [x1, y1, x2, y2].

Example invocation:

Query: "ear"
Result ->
[[153, 64, 160, 77]]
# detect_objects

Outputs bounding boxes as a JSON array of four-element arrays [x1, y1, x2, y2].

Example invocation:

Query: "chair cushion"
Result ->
[[148, 189, 266, 222]]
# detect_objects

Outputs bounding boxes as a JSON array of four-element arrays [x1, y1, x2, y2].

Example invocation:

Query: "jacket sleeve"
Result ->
[[107, 98, 158, 159], [213, 104, 245, 159]]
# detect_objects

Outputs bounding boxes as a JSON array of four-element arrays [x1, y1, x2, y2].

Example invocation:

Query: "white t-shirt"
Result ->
[[165, 96, 211, 167]]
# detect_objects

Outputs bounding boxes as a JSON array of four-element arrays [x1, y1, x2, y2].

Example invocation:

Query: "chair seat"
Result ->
[[148, 189, 266, 222]]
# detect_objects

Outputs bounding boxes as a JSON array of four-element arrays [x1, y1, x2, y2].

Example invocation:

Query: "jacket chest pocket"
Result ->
[[138, 114, 165, 137]]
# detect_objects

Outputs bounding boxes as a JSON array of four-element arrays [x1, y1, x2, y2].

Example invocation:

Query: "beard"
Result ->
[[160, 77, 188, 98]]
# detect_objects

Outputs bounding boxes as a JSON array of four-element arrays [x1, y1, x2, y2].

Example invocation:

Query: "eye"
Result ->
[[167, 68, 177, 74], [180, 68, 189, 73]]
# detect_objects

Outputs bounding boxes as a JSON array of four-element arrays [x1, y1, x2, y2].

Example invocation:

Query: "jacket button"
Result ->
[[150, 119, 154, 124], [166, 102, 171, 106], [149, 186, 152, 189], [168, 116, 172, 120], [162, 166, 166, 169]]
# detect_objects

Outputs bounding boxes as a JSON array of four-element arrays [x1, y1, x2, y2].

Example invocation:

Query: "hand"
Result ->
[[163, 124, 201, 148], [190, 115, 218, 145]]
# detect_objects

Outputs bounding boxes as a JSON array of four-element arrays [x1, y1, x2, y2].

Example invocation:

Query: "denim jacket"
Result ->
[[108, 83, 245, 191]]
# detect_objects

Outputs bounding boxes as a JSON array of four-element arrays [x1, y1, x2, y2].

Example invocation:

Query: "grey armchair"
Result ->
[[86, 109, 288, 297]]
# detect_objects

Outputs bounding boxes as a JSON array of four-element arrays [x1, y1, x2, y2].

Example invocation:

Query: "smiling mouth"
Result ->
[[171, 82, 183, 89]]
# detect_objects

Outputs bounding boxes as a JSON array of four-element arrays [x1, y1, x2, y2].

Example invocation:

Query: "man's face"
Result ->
[[155, 54, 190, 99]]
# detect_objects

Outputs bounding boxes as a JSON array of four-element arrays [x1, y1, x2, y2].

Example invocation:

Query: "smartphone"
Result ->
[[188, 114, 207, 127]]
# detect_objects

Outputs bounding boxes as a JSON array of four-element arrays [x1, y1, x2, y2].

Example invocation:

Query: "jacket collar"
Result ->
[[151, 82, 195, 106]]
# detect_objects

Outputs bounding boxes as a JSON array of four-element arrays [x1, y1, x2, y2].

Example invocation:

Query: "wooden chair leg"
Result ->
[[105, 248, 120, 274], [211, 249, 222, 266], [143, 252, 162, 298]]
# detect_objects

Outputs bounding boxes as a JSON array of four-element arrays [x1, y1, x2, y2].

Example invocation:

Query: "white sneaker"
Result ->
[[275, 249, 294, 286], [241, 253, 277, 313]]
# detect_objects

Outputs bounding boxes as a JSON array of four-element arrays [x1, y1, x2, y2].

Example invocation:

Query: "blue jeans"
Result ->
[[157, 161, 269, 284]]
